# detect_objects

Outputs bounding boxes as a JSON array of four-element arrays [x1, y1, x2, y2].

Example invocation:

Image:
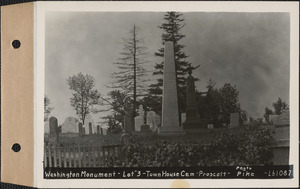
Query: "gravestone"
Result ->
[[147, 111, 157, 131], [49, 117, 59, 144], [61, 116, 77, 133], [183, 69, 206, 130], [134, 105, 144, 132], [97, 125, 100, 135], [124, 114, 133, 134], [102, 128, 107, 135], [181, 113, 186, 126], [159, 41, 183, 134], [78, 123, 83, 136], [207, 124, 214, 129], [120, 133, 130, 146], [230, 113, 239, 128], [44, 121, 50, 134], [89, 122, 92, 135]]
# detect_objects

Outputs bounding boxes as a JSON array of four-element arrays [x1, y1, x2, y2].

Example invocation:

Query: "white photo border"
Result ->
[[35, 1, 299, 188]]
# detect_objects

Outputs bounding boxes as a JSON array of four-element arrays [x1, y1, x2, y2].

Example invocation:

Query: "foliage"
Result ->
[[272, 98, 289, 115], [263, 107, 274, 123], [44, 95, 54, 121], [149, 12, 199, 116], [198, 81, 247, 127], [104, 90, 134, 134], [218, 83, 241, 124], [106, 114, 124, 135], [66, 72, 101, 125], [121, 126, 273, 167], [264, 97, 289, 122]]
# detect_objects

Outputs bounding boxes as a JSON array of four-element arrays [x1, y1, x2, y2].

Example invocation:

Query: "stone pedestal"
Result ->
[[134, 116, 143, 132], [183, 106, 207, 130]]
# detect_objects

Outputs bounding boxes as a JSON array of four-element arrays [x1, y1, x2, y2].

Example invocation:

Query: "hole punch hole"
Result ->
[[12, 143, 21, 152], [12, 40, 21, 49]]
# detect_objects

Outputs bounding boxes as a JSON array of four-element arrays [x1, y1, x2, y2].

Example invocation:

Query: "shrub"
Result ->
[[121, 126, 273, 167]]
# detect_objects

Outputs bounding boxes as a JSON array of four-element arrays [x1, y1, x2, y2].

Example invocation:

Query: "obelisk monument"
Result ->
[[159, 41, 183, 134]]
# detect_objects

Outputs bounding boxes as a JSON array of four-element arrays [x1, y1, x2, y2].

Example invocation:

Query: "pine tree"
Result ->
[[149, 12, 198, 115]]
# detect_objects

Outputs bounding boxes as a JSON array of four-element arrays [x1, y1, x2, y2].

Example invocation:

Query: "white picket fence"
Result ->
[[44, 142, 123, 168]]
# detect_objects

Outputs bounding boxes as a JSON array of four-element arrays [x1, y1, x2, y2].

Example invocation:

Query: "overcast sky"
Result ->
[[45, 12, 290, 125]]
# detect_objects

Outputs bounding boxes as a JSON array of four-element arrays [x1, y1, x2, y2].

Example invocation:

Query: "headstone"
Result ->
[[230, 113, 239, 128], [49, 117, 59, 144], [207, 124, 214, 129], [102, 128, 107, 135], [147, 111, 157, 131], [89, 122, 92, 135], [138, 105, 144, 117], [183, 68, 206, 130], [100, 127, 103, 135], [159, 41, 183, 134], [85, 118, 96, 134], [61, 116, 77, 133], [97, 125, 100, 135], [124, 114, 133, 134], [120, 133, 130, 146], [134, 105, 144, 132], [181, 113, 186, 126], [44, 121, 50, 134], [78, 123, 83, 136]]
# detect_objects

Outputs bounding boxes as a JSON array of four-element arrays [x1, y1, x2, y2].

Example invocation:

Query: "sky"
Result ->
[[45, 12, 290, 125]]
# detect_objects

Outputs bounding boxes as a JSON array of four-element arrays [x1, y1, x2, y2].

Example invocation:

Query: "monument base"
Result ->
[[158, 125, 184, 135], [183, 117, 207, 130]]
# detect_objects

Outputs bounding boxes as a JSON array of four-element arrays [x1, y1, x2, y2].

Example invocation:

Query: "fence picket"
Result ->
[[48, 143, 52, 167], [92, 144, 96, 167], [63, 144, 67, 168], [78, 143, 82, 167], [58, 145, 62, 167], [53, 145, 57, 167]]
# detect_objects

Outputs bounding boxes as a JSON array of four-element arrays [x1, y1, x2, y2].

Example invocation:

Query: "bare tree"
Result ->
[[110, 25, 149, 124]]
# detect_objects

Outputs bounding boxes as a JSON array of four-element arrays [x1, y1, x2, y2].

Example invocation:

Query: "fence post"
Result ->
[[58, 145, 62, 168]]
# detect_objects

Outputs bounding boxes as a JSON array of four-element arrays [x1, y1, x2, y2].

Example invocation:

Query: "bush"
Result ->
[[121, 126, 273, 167]]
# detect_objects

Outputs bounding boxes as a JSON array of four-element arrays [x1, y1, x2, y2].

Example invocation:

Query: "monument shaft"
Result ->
[[160, 41, 182, 133]]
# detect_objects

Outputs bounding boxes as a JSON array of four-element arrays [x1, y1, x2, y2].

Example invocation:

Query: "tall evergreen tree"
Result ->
[[149, 12, 198, 116]]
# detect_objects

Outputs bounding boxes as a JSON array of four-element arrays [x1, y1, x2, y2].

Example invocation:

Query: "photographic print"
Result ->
[[35, 2, 299, 188]]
